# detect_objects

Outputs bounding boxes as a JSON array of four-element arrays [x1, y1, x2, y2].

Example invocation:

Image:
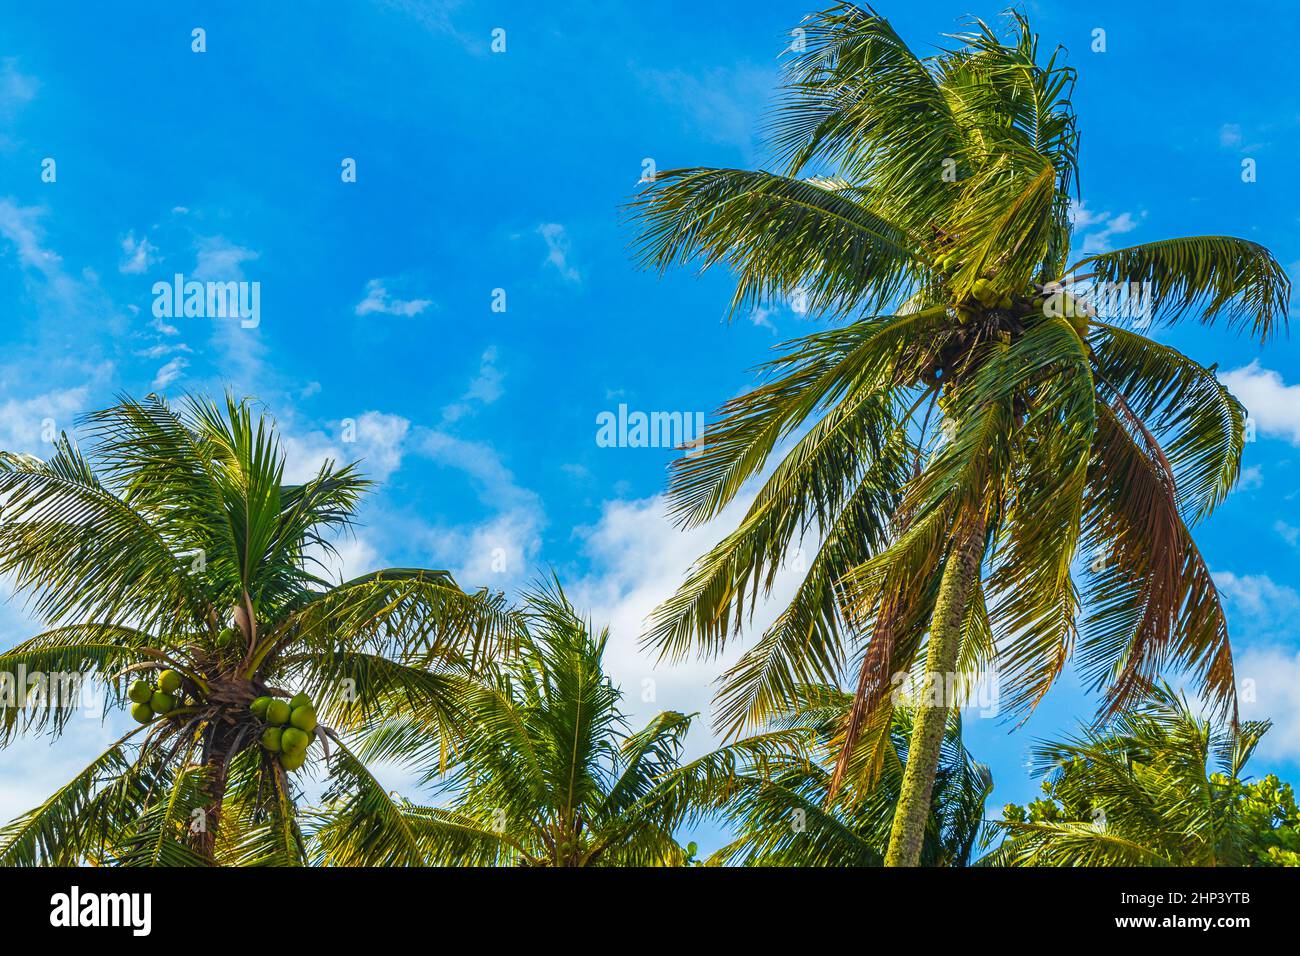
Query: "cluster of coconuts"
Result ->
[[970, 278, 1014, 310], [251, 692, 317, 772], [127, 669, 184, 723], [934, 254, 1016, 310]]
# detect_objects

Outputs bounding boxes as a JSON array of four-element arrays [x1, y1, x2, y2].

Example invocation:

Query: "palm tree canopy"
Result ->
[[0, 393, 516, 865], [687, 684, 991, 866], [627, 3, 1288, 786], [319, 582, 706, 866], [987, 684, 1296, 866]]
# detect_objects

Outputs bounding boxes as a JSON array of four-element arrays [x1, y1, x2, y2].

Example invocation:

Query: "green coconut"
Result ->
[[261, 726, 283, 753], [289, 706, 317, 733], [280, 748, 307, 772], [130, 701, 154, 723], [972, 278, 997, 306], [281, 727, 310, 754], [127, 680, 153, 704], [150, 690, 175, 714], [157, 669, 183, 693], [250, 695, 272, 718], [266, 700, 292, 725], [289, 692, 311, 710]]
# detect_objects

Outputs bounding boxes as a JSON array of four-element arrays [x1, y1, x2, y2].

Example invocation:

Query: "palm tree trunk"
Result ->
[[196, 724, 235, 861], [884, 512, 985, 867]]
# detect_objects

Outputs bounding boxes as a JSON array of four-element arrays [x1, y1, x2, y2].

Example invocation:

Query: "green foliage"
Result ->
[[988, 685, 1297, 866], [692, 685, 992, 866], [625, 3, 1283, 832], [0, 393, 515, 866], [318, 582, 702, 866]]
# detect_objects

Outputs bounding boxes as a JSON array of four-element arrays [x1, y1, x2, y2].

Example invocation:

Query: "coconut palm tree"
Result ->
[[315, 582, 716, 866], [627, 4, 1289, 865], [702, 684, 991, 866], [0, 393, 516, 866], [986, 684, 1296, 866]]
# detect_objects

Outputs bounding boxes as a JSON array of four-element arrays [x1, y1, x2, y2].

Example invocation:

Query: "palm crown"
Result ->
[[629, 4, 1289, 864], [705, 684, 991, 866], [321, 583, 707, 866], [0, 394, 514, 865], [988, 684, 1292, 866]]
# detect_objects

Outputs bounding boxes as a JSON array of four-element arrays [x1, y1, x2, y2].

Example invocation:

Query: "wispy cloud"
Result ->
[[193, 235, 258, 281], [1069, 200, 1142, 254], [0, 58, 37, 122], [119, 231, 158, 274], [442, 346, 503, 423], [150, 355, 188, 391], [537, 223, 581, 283], [354, 278, 433, 317], [282, 410, 412, 484]]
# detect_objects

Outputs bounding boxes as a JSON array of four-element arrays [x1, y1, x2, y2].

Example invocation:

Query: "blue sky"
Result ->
[[1, 0, 1299, 853]]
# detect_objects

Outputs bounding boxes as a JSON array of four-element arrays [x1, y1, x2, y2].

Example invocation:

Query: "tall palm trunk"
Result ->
[[884, 511, 985, 867], [196, 724, 236, 861]]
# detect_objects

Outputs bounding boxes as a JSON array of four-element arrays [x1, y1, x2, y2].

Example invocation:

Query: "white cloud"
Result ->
[[537, 223, 581, 283], [414, 430, 545, 588], [1276, 521, 1300, 549], [193, 236, 258, 281], [150, 356, 188, 391], [1221, 361, 1300, 444], [0, 199, 62, 274], [305, 531, 382, 584], [566, 490, 810, 754], [119, 231, 158, 274], [1074, 206, 1141, 255], [748, 305, 778, 332], [354, 278, 432, 317], [1219, 123, 1243, 148], [0, 58, 37, 120], [1238, 645, 1300, 763], [136, 342, 191, 359], [282, 411, 411, 484], [441, 346, 503, 422], [0, 384, 93, 453], [1234, 464, 1263, 491], [1213, 570, 1300, 623]]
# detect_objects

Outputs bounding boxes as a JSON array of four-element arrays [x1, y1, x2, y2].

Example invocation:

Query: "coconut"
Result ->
[[289, 692, 311, 710], [280, 748, 307, 772], [157, 669, 182, 693], [266, 700, 292, 725], [150, 691, 175, 714], [128, 680, 153, 704], [130, 701, 154, 723], [250, 695, 272, 718], [972, 278, 997, 306], [261, 727, 283, 752], [281, 727, 310, 754], [289, 706, 318, 733]]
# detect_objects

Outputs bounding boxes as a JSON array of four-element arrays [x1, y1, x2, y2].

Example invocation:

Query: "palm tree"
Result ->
[[627, 4, 1288, 865], [986, 685, 1295, 866], [315, 582, 706, 866], [703, 685, 991, 866], [0, 394, 515, 865]]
